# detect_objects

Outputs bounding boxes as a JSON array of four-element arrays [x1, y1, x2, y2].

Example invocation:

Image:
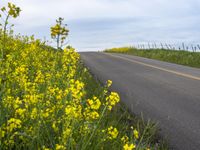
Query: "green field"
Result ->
[[105, 47, 200, 68]]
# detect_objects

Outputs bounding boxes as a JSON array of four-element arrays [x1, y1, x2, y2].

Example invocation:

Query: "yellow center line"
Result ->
[[105, 53, 200, 81]]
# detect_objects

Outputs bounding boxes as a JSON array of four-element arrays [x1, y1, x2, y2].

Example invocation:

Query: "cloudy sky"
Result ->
[[0, 0, 200, 51]]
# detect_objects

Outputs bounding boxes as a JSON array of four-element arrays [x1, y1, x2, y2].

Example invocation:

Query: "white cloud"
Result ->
[[0, 0, 200, 51]]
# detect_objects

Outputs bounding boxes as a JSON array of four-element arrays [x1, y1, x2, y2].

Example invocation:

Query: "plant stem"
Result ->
[[1, 14, 9, 59], [82, 106, 107, 150]]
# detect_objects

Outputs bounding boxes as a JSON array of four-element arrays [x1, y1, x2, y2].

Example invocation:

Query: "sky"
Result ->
[[0, 0, 200, 51]]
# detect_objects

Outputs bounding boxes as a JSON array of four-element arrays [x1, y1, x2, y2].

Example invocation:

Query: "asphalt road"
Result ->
[[80, 52, 200, 150]]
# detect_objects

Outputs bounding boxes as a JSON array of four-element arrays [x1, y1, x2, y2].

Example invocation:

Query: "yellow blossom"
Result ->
[[107, 80, 112, 87], [123, 143, 136, 150], [15, 108, 26, 118], [52, 122, 59, 132], [6, 118, 22, 132], [62, 128, 71, 140], [106, 92, 120, 110], [121, 135, 129, 143], [55, 144, 66, 150], [107, 126, 118, 139], [133, 129, 139, 139], [87, 96, 101, 110], [0, 128, 6, 138]]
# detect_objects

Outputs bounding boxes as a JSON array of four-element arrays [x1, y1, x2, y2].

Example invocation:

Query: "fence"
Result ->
[[133, 43, 200, 52]]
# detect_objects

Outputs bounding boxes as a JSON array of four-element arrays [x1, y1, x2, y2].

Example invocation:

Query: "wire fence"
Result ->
[[133, 43, 200, 52]]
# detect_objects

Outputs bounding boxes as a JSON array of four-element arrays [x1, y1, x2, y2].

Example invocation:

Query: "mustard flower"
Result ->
[[123, 143, 136, 150]]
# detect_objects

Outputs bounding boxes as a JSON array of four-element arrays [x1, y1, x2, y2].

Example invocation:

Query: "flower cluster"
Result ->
[[50, 17, 69, 49], [0, 34, 123, 149], [106, 92, 120, 110], [0, 5, 158, 147], [107, 126, 119, 140], [1, 2, 21, 18]]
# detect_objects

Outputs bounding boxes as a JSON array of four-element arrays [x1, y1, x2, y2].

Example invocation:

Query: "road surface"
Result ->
[[80, 52, 200, 150]]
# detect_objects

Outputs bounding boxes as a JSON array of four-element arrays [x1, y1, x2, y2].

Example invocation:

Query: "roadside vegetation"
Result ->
[[0, 2, 167, 150], [105, 47, 200, 68]]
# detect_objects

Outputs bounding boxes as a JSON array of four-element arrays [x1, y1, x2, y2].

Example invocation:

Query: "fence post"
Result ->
[[191, 45, 194, 52], [194, 46, 197, 52], [168, 44, 173, 50], [148, 43, 151, 49], [197, 44, 200, 51], [182, 43, 185, 51], [154, 43, 157, 49], [161, 43, 164, 49], [165, 44, 169, 50]]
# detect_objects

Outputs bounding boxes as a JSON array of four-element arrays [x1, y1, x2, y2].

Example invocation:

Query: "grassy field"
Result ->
[[0, 33, 168, 149], [105, 47, 200, 68]]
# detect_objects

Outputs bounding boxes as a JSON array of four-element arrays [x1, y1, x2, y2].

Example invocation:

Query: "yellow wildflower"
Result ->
[[133, 129, 139, 139], [87, 96, 101, 110], [107, 126, 118, 139], [62, 128, 71, 140], [52, 122, 59, 132], [106, 92, 120, 110], [31, 108, 38, 119], [84, 108, 99, 120], [55, 144, 66, 150], [121, 135, 129, 143], [42, 146, 51, 150], [15, 108, 26, 118], [90, 111, 99, 119], [7, 118, 22, 132], [123, 143, 136, 150], [0, 128, 5, 138], [107, 80, 112, 87]]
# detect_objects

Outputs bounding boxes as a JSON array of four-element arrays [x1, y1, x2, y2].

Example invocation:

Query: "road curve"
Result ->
[[80, 52, 200, 150]]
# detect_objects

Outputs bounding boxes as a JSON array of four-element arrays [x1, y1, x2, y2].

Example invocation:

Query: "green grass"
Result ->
[[105, 47, 200, 68]]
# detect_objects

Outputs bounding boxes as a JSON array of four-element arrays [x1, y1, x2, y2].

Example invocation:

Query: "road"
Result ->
[[80, 52, 200, 150]]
